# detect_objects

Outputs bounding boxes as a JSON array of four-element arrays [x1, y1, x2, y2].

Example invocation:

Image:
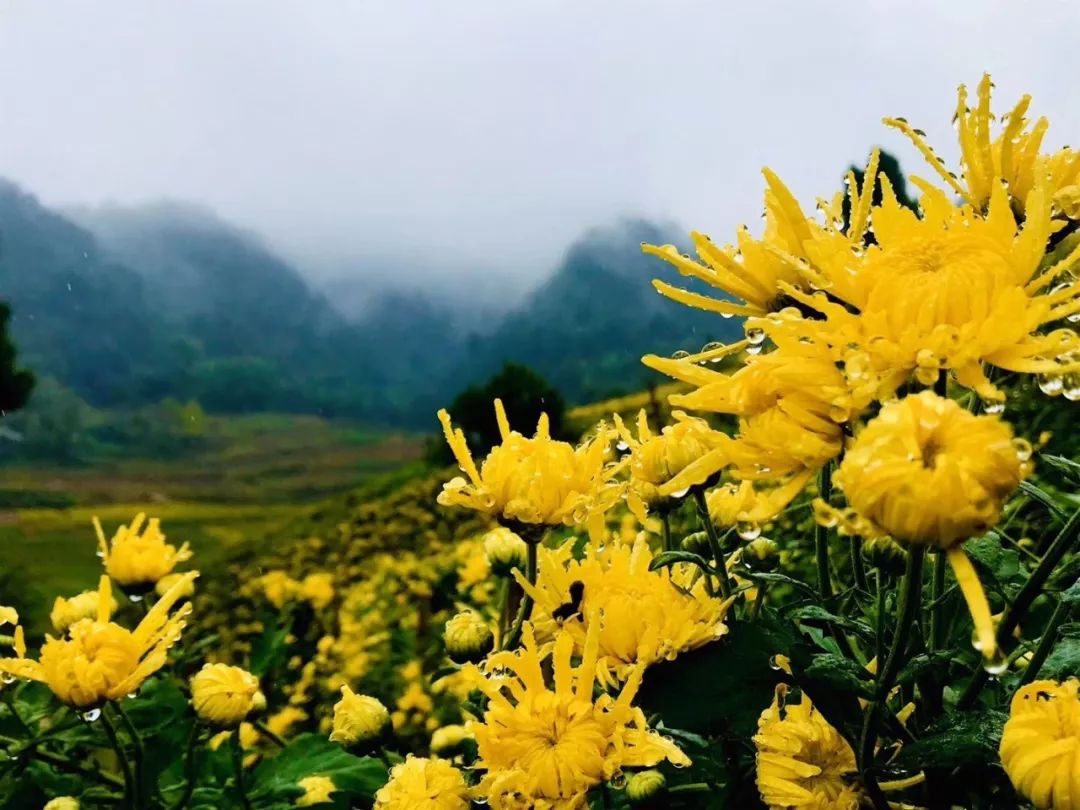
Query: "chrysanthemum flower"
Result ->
[[754, 685, 860, 810], [886, 73, 1080, 219], [50, 589, 119, 634], [299, 573, 335, 610], [779, 171, 1080, 401], [466, 618, 689, 809], [517, 536, 732, 685], [1000, 678, 1080, 809], [0, 573, 197, 707], [430, 724, 473, 757], [295, 775, 336, 807], [482, 527, 528, 576], [437, 399, 621, 540], [95, 513, 193, 589], [832, 391, 1029, 657], [706, 477, 813, 529], [190, 663, 263, 727], [329, 685, 391, 749], [260, 570, 301, 609], [613, 409, 730, 518], [374, 755, 470, 810]]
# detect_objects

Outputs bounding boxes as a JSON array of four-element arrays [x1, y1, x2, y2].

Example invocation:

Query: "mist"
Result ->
[[0, 0, 1077, 298]]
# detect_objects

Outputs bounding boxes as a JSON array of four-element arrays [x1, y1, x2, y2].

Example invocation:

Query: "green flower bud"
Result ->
[[444, 611, 494, 664], [681, 531, 711, 557], [745, 537, 779, 571], [483, 528, 528, 577], [626, 770, 667, 805], [862, 535, 907, 575]]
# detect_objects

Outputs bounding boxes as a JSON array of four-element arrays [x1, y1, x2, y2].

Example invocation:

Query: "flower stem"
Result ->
[[230, 729, 253, 810], [661, 510, 673, 553], [171, 721, 202, 810], [959, 504, 1080, 709], [815, 464, 834, 602], [692, 488, 731, 598], [2, 692, 31, 736], [502, 541, 539, 650], [113, 702, 147, 806], [1019, 598, 1070, 687], [253, 719, 287, 748], [928, 549, 947, 652], [99, 708, 135, 810], [860, 545, 925, 810], [849, 535, 868, 593]]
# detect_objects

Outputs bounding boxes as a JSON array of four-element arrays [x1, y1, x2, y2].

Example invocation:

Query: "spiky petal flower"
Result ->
[[1000, 678, 1080, 809], [0, 573, 197, 707], [831, 391, 1029, 658], [517, 536, 732, 685], [754, 685, 860, 810], [437, 399, 621, 540], [467, 618, 689, 809], [95, 513, 193, 589]]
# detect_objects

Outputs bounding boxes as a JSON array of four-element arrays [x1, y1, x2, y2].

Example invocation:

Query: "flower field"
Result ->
[[6, 73, 1080, 809]]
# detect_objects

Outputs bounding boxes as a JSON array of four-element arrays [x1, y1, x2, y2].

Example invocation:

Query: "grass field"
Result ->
[[0, 412, 426, 633]]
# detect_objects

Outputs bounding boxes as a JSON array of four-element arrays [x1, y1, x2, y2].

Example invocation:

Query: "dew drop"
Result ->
[[82, 708, 102, 722], [737, 522, 762, 541], [719, 311, 735, 319], [983, 400, 1005, 414], [746, 344, 763, 356], [982, 648, 1009, 676], [668, 487, 690, 499], [1038, 374, 1064, 396], [609, 770, 627, 789], [671, 350, 690, 360], [129, 594, 143, 604], [746, 327, 766, 345], [0, 674, 15, 685], [615, 440, 629, 452], [768, 655, 783, 671], [701, 341, 724, 353], [1012, 438, 1033, 462]]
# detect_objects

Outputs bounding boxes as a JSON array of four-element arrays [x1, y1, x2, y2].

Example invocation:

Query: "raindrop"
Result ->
[[701, 341, 725, 353], [671, 350, 690, 360], [982, 648, 1009, 677], [983, 400, 1005, 414], [746, 344, 763, 356], [746, 327, 766, 345], [668, 487, 690, 499], [1038, 374, 1064, 396], [615, 440, 630, 452], [1069, 312, 1080, 324], [1012, 438, 1033, 462], [609, 771, 627, 789], [82, 708, 102, 722], [0, 674, 15, 685], [737, 522, 762, 541], [719, 311, 735, 319], [129, 594, 144, 604]]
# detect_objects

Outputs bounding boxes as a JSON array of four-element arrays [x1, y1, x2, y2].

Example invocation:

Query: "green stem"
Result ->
[[2, 692, 31, 736], [113, 702, 147, 807], [749, 583, 767, 620], [661, 510, 673, 553], [99, 709, 135, 810], [669, 782, 712, 794], [253, 719, 286, 748], [231, 730, 253, 810], [692, 488, 732, 598], [815, 464, 835, 602], [171, 721, 202, 810], [849, 535, 868, 593], [496, 578, 511, 645], [502, 541, 539, 650], [929, 550, 947, 652], [874, 570, 885, 664], [860, 545, 925, 810], [1019, 598, 1070, 687], [960, 504, 1080, 709], [27, 746, 126, 789]]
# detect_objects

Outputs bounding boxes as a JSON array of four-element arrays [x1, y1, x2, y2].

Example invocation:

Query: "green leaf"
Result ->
[[1019, 480, 1069, 520], [1039, 456, 1080, 488], [802, 654, 874, 698], [1038, 625, 1080, 681], [891, 709, 1006, 770], [648, 550, 715, 573], [895, 651, 954, 687], [965, 533, 1022, 597], [785, 605, 874, 641], [1060, 578, 1080, 606], [250, 616, 293, 677], [743, 571, 819, 598], [249, 734, 387, 806]]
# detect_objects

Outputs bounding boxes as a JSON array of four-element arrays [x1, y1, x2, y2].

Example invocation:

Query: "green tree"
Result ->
[[0, 301, 33, 414], [431, 363, 567, 463], [841, 148, 918, 235]]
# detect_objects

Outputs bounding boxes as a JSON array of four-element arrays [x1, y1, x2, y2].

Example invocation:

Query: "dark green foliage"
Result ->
[[841, 148, 918, 234], [0, 301, 33, 414]]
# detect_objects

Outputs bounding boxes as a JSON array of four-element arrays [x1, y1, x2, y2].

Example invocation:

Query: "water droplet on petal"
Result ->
[[1038, 374, 1064, 396], [982, 648, 1009, 676], [82, 708, 101, 722], [737, 522, 762, 541], [668, 487, 690, 499]]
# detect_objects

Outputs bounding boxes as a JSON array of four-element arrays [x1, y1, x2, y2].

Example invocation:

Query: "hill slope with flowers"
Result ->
[[6, 72, 1080, 810]]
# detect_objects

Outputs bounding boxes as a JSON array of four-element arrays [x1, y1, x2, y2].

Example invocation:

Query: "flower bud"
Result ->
[[430, 723, 474, 757], [444, 611, 494, 664], [190, 664, 262, 727], [483, 528, 528, 576], [44, 799, 80, 810], [744, 537, 779, 571], [329, 685, 390, 751], [296, 775, 336, 807], [50, 590, 118, 634], [626, 770, 667, 805], [680, 531, 711, 558], [861, 535, 907, 575], [154, 572, 196, 600]]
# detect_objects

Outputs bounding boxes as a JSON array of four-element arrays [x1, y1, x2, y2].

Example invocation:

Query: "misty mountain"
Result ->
[[1, 180, 740, 427]]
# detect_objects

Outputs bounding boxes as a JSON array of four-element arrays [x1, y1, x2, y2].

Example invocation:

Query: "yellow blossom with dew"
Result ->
[[831, 391, 1029, 659], [775, 167, 1080, 402], [437, 399, 621, 541], [190, 663, 263, 727], [886, 73, 1080, 219], [0, 572, 197, 707], [155, 572, 196, 600], [374, 755, 470, 810], [1000, 678, 1080, 808], [754, 685, 860, 810], [517, 536, 732, 685], [707, 477, 813, 529], [300, 573, 335, 610], [613, 408, 730, 519], [329, 685, 390, 749], [295, 775, 336, 806], [467, 618, 689, 809], [50, 589, 119, 634], [95, 513, 193, 589]]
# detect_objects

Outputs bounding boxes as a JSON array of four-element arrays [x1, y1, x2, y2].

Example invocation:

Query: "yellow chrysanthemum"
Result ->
[[0, 573, 197, 707], [50, 589, 119, 634], [437, 399, 621, 540], [707, 476, 813, 529], [430, 724, 473, 757], [482, 527, 528, 577], [295, 775, 336, 807], [754, 685, 860, 810], [154, 572, 196, 600], [329, 685, 390, 748], [260, 571, 301, 609], [886, 73, 1080, 219], [1000, 678, 1080, 809], [374, 755, 470, 810], [95, 513, 193, 589], [778, 170, 1080, 401], [517, 537, 732, 685], [190, 663, 263, 727], [444, 611, 494, 664], [833, 391, 1029, 658], [300, 573, 335, 610], [43, 799, 80, 810], [467, 618, 689, 809], [613, 409, 730, 519]]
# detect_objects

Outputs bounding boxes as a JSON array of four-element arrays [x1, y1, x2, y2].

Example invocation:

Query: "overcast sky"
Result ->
[[0, 1, 1077, 296]]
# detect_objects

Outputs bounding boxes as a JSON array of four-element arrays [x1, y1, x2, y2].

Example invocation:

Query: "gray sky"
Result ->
[[0, 0, 1077, 297]]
